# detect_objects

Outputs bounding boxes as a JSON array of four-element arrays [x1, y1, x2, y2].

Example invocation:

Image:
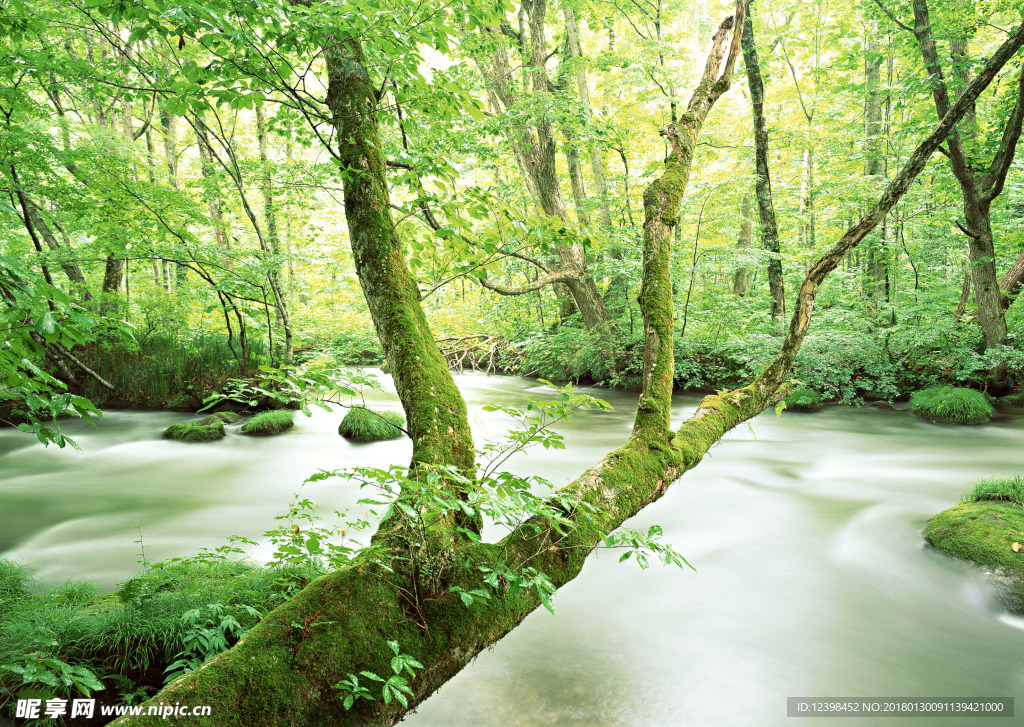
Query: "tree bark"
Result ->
[[474, 1, 616, 357], [911, 0, 1020, 382], [113, 13, 1024, 727], [733, 195, 753, 296], [863, 18, 887, 302], [741, 2, 785, 319]]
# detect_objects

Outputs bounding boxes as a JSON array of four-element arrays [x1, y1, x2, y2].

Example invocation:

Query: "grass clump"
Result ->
[[963, 474, 1024, 505], [997, 392, 1024, 407], [199, 411, 242, 425], [240, 410, 294, 436], [163, 419, 226, 442], [338, 406, 405, 442], [0, 557, 318, 713], [909, 385, 995, 425], [783, 388, 822, 413]]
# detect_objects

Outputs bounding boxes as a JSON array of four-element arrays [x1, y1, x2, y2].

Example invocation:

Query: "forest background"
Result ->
[[2, 0, 1022, 441], [1, 0, 1023, 723]]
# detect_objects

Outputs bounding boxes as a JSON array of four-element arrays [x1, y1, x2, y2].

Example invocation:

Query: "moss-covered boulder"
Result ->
[[164, 419, 226, 442], [338, 406, 405, 442], [909, 385, 994, 424], [240, 410, 294, 436], [926, 491, 1024, 612], [783, 388, 822, 413], [199, 411, 243, 425]]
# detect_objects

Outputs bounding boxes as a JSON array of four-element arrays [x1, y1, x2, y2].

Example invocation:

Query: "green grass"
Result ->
[[0, 557, 320, 709], [240, 410, 294, 436], [963, 474, 1024, 505], [163, 420, 226, 442], [909, 385, 995, 424], [338, 406, 405, 442], [80, 333, 267, 410], [783, 388, 822, 413]]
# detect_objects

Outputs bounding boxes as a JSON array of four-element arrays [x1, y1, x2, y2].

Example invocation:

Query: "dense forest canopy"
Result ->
[[1, 0, 1023, 722]]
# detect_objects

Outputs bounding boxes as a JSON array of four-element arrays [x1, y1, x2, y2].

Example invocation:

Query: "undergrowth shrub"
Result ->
[[80, 333, 266, 409], [0, 557, 316, 713], [783, 388, 822, 412], [338, 407, 405, 442], [910, 385, 995, 424]]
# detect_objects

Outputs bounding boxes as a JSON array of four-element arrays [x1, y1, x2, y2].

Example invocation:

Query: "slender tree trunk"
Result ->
[[195, 113, 229, 251], [741, 3, 785, 319], [863, 19, 887, 302], [733, 195, 752, 296], [160, 111, 179, 292], [912, 0, 1014, 386]]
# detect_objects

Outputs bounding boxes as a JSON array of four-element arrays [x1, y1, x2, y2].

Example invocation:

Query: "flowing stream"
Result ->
[[2, 373, 1023, 726]]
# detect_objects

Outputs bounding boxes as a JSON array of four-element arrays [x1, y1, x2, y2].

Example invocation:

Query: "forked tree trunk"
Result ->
[[113, 15, 1024, 727]]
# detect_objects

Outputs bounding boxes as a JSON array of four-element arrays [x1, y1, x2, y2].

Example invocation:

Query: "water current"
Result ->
[[2, 373, 1023, 726]]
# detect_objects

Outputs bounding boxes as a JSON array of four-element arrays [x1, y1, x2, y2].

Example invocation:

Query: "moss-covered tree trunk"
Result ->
[[911, 0, 1024, 390], [741, 4, 785, 320], [113, 14, 1024, 727], [323, 40, 475, 478]]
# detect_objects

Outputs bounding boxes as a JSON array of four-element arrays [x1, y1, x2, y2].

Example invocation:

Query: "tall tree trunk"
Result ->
[[159, 111, 179, 292], [255, 105, 292, 358], [474, 1, 616, 366], [563, 5, 612, 228], [195, 113, 229, 251], [863, 18, 887, 302], [911, 0, 1017, 388], [733, 194, 753, 296], [741, 3, 785, 319]]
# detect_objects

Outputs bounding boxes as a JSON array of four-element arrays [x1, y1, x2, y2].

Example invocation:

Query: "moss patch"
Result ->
[[163, 420, 226, 442], [338, 407, 405, 442], [199, 411, 242, 425], [240, 410, 294, 436], [925, 500, 1024, 612], [909, 385, 994, 424], [783, 388, 822, 412]]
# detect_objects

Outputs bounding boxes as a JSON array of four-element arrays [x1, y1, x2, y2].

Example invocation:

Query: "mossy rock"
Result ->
[[925, 499, 1024, 612], [868, 400, 896, 410], [783, 388, 822, 413], [996, 392, 1024, 407], [164, 420, 226, 442], [909, 385, 994, 425], [199, 411, 243, 425], [166, 392, 201, 412], [338, 406, 405, 442], [240, 410, 294, 436]]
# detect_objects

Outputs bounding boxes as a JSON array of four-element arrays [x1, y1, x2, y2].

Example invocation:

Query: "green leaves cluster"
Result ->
[[0, 256, 104, 447]]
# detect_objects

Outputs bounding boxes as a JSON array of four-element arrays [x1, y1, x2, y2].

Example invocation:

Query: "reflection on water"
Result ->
[[2, 374, 1023, 726]]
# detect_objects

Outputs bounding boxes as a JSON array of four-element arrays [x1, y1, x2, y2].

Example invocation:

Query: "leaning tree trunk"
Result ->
[[113, 13, 1024, 727]]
